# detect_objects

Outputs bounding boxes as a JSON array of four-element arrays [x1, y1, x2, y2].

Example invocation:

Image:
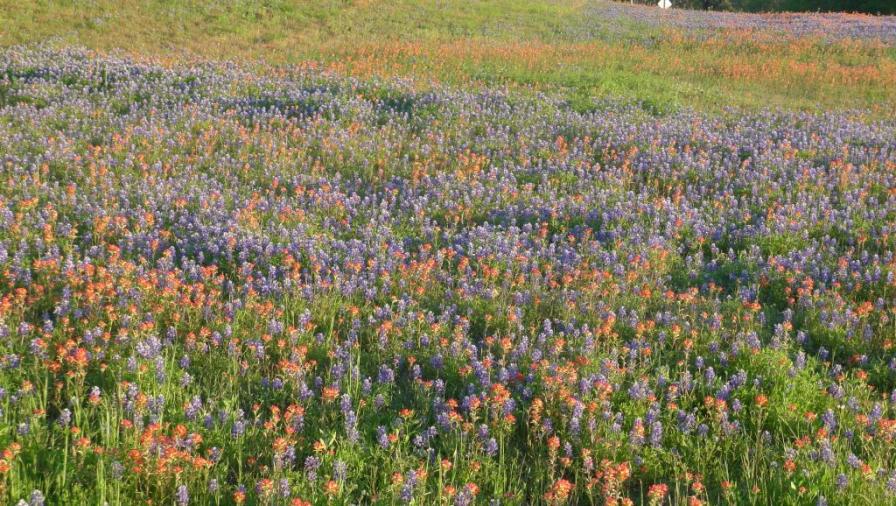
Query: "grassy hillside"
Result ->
[[1, 0, 895, 113]]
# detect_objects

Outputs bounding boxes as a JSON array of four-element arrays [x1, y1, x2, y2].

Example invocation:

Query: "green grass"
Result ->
[[2, 0, 895, 114]]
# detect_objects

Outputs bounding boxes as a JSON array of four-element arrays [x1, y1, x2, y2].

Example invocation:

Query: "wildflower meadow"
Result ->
[[1, 2, 896, 506]]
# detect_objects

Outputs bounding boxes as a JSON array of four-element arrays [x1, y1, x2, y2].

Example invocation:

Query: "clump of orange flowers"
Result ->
[[545, 478, 574, 504]]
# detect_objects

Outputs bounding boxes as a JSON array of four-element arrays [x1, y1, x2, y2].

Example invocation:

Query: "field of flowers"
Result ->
[[4, 0, 896, 114], [1, 41, 896, 505]]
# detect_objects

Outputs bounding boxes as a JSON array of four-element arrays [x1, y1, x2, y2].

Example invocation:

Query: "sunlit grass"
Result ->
[[1, 0, 894, 113]]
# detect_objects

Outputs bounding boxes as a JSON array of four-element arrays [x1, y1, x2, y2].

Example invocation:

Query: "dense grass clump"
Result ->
[[0, 45, 896, 505]]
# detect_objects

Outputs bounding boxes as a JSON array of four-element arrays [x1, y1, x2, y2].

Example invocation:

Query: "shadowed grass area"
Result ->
[[1, 0, 895, 113]]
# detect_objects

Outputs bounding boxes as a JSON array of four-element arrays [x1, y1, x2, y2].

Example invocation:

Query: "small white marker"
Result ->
[[658, 0, 672, 8]]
